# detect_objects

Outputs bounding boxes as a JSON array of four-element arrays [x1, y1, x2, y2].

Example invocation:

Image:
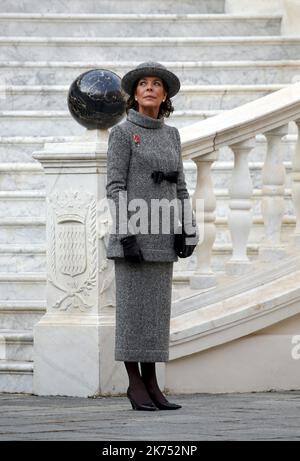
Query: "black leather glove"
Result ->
[[174, 227, 198, 258], [120, 235, 144, 263]]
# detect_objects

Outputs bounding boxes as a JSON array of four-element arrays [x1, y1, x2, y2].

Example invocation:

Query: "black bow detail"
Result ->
[[151, 170, 179, 184]]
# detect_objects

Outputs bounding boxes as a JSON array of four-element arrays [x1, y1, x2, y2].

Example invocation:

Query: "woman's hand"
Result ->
[[120, 235, 144, 263], [174, 226, 198, 258]]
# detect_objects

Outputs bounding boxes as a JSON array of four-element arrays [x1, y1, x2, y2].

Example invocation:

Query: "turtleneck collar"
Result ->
[[127, 108, 164, 129]]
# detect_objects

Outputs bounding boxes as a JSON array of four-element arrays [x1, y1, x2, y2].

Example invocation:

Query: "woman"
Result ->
[[106, 62, 198, 411]]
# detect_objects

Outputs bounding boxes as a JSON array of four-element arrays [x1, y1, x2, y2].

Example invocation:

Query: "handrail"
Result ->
[[180, 81, 300, 159]]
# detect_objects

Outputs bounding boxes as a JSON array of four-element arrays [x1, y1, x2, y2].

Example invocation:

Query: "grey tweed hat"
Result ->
[[121, 61, 181, 98]]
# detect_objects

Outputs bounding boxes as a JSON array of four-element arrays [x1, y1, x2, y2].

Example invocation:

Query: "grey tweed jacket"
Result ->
[[105, 108, 198, 262]]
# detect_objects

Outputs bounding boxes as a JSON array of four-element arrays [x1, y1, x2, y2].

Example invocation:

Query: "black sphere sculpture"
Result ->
[[67, 69, 126, 130]]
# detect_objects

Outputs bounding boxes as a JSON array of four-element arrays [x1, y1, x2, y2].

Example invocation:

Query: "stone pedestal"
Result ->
[[32, 129, 128, 397]]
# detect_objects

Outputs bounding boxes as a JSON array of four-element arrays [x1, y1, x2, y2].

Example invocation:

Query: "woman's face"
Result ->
[[134, 76, 167, 112]]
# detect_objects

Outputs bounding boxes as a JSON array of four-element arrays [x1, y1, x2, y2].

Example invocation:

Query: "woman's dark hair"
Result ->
[[125, 78, 174, 118]]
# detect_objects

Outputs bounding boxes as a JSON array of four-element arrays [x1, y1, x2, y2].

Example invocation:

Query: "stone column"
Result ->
[[226, 138, 255, 276], [259, 125, 288, 262], [290, 119, 300, 247], [190, 151, 217, 289], [32, 130, 127, 397]]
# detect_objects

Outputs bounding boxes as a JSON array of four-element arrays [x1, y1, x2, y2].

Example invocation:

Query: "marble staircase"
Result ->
[[0, 0, 299, 393], [0, 13, 281, 37], [0, 0, 225, 14]]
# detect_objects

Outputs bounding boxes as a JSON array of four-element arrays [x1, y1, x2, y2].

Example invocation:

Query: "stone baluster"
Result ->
[[259, 125, 289, 262], [226, 138, 255, 275], [190, 151, 218, 289], [290, 119, 300, 248]]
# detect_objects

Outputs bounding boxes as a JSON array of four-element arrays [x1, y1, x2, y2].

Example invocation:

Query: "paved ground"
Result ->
[[1, 391, 300, 441]]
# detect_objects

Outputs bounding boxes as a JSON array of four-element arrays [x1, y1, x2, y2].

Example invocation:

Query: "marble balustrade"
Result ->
[[185, 82, 300, 288]]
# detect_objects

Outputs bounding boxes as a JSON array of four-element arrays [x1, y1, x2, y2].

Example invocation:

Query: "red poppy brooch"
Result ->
[[133, 134, 141, 146]]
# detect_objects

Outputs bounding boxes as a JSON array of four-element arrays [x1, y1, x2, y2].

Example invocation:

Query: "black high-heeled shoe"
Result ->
[[146, 389, 182, 410], [126, 387, 157, 411]]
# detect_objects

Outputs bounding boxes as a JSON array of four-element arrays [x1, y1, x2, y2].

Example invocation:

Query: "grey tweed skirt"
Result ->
[[114, 259, 174, 362]]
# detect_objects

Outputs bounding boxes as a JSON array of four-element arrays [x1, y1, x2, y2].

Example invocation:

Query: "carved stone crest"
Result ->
[[48, 190, 97, 311]]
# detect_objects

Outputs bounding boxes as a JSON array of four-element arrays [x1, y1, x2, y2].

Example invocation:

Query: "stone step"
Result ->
[[0, 190, 45, 218], [0, 134, 296, 164], [0, 163, 44, 190], [0, 109, 221, 135], [0, 239, 294, 283], [0, 244, 46, 273], [0, 84, 285, 111], [1, 36, 300, 62], [0, 13, 281, 37], [0, 217, 45, 244], [0, 273, 46, 300], [0, 176, 295, 250], [1, 108, 298, 134], [2, 60, 300, 86], [5, 36, 300, 63], [0, 157, 295, 193], [0, 359, 33, 393], [0, 209, 296, 248], [173, 252, 300, 314], [0, 330, 33, 361], [0, 0, 225, 14], [0, 136, 75, 162], [0, 300, 45, 329], [0, 213, 295, 261]]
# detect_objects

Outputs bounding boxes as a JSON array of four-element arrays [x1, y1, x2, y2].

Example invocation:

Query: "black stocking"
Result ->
[[140, 362, 168, 404], [124, 361, 153, 404]]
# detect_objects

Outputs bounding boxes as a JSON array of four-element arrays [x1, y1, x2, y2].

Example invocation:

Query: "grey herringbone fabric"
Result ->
[[105, 108, 198, 262], [106, 109, 198, 362], [114, 258, 173, 362]]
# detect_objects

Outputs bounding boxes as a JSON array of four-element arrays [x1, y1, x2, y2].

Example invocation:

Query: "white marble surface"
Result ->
[[0, 307, 45, 330], [0, 274, 46, 300], [1, 84, 283, 111], [6, 59, 300, 85], [282, 0, 300, 35], [34, 319, 124, 397], [0, 14, 280, 38], [0, 110, 215, 136], [0, 251, 45, 273], [0, 332, 33, 361], [0, 366, 33, 393], [1, 37, 300, 62], [0, 112, 86, 137], [180, 82, 300, 156], [32, 134, 129, 396], [0, 168, 44, 191], [2, 61, 300, 87], [0, 133, 296, 163], [170, 267, 300, 356], [0, 220, 45, 244], [0, 137, 70, 162], [0, 114, 297, 147], [0, 192, 45, 218], [1, 0, 300, 395], [0, 0, 224, 14], [167, 327, 300, 393], [225, 0, 283, 14]]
